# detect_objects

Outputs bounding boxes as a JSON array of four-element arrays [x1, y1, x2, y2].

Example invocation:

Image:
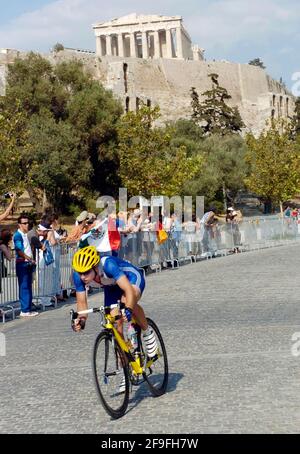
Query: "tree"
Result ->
[[0, 53, 123, 210], [190, 73, 245, 136], [53, 43, 64, 53], [248, 58, 265, 69], [183, 134, 248, 209], [117, 106, 203, 198], [0, 107, 31, 194], [245, 119, 300, 212], [25, 114, 92, 211]]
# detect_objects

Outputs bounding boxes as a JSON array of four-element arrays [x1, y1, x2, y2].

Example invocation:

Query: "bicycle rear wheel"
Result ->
[[92, 331, 129, 419], [142, 318, 168, 397]]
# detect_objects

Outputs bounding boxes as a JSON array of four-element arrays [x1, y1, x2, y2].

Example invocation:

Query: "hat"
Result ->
[[76, 210, 89, 223], [87, 212, 96, 223], [228, 207, 234, 211], [38, 223, 51, 231]]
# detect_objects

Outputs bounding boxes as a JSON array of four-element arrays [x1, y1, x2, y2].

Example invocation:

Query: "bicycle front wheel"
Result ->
[[142, 318, 168, 397], [92, 331, 129, 419]]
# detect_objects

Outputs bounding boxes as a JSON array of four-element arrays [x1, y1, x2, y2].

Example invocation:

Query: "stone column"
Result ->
[[106, 34, 112, 56], [142, 31, 149, 59], [130, 32, 137, 57], [166, 29, 173, 59], [117, 33, 124, 57], [154, 30, 160, 59], [96, 36, 102, 56], [176, 27, 183, 59]]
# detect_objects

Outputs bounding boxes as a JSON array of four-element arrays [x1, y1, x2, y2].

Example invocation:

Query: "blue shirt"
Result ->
[[13, 230, 33, 262], [73, 255, 144, 293]]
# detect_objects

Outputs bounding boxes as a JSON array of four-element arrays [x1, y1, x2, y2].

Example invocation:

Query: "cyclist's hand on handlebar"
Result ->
[[72, 316, 87, 332]]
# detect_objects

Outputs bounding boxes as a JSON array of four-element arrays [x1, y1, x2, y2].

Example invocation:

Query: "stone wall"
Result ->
[[90, 54, 295, 135], [0, 64, 6, 96], [0, 48, 296, 135]]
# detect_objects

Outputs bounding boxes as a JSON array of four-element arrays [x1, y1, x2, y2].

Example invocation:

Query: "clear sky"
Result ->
[[0, 0, 299, 89]]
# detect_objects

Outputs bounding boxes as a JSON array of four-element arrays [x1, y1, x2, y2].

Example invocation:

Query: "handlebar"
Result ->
[[70, 301, 125, 325]]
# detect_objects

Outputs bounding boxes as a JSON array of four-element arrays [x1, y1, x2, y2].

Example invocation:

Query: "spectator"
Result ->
[[27, 220, 44, 260], [140, 212, 156, 265], [182, 215, 199, 256], [0, 193, 16, 223], [200, 207, 217, 253], [226, 207, 242, 253], [169, 213, 182, 259], [64, 211, 89, 244], [0, 229, 12, 278], [284, 206, 291, 218], [120, 209, 142, 263], [117, 211, 128, 259], [0, 229, 12, 261], [291, 207, 298, 218], [49, 213, 65, 302], [37, 220, 58, 307], [13, 215, 38, 317]]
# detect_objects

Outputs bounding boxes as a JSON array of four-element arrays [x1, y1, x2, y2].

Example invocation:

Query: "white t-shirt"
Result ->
[[18, 229, 33, 261]]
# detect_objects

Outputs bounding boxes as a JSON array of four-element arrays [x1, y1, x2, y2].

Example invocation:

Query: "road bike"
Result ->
[[70, 302, 168, 419]]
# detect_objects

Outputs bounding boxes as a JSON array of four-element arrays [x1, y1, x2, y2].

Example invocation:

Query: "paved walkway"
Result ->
[[1, 244, 300, 434]]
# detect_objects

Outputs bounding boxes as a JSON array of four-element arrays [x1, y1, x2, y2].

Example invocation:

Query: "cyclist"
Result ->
[[72, 246, 158, 362]]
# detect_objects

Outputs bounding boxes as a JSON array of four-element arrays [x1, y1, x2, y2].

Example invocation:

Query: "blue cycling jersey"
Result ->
[[73, 255, 145, 306]]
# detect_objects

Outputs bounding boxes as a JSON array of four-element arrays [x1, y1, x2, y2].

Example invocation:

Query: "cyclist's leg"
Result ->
[[121, 283, 158, 358], [104, 286, 124, 336], [121, 285, 147, 330]]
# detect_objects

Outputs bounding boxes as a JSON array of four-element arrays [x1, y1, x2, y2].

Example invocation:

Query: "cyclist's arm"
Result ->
[[72, 291, 88, 332], [73, 271, 88, 332], [116, 275, 136, 311], [77, 290, 88, 314]]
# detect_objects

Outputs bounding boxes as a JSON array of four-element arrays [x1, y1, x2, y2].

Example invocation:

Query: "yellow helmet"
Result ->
[[72, 246, 100, 273]]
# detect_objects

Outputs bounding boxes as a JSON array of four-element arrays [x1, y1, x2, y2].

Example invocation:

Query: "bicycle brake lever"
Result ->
[[70, 309, 78, 320]]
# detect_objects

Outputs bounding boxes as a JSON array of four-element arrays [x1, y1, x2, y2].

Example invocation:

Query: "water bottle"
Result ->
[[127, 323, 138, 350]]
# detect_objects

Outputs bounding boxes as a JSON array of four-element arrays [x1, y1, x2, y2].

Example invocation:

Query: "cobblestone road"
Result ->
[[1, 244, 300, 434]]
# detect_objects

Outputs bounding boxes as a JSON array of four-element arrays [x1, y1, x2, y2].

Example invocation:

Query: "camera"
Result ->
[[3, 193, 12, 199]]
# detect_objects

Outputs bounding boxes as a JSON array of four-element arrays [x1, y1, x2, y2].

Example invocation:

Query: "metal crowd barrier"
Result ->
[[1, 216, 300, 322], [0, 243, 78, 322]]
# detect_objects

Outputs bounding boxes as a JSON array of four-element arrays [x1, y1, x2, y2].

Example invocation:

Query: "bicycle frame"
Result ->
[[71, 306, 156, 376]]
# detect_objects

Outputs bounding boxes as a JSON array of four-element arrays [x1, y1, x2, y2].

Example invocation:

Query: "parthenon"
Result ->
[[93, 13, 204, 61]]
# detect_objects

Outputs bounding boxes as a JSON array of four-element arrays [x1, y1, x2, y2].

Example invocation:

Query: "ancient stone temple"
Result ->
[[93, 14, 204, 61]]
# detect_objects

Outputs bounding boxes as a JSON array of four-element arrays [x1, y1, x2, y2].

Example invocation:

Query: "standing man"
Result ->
[[13, 215, 38, 317]]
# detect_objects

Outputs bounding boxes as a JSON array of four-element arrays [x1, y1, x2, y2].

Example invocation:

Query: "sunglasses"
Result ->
[[79, 269, 93, 277]]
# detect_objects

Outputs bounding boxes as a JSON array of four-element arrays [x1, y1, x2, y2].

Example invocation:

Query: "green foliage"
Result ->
[[248, 58, 266, 69], [0, 107, 31, 194], [183, 134, 248, 206], [0, 53, 123, 211], [53, 43, 64, 53], [190, 73, 245, 136], [26, 114, 92, 209], [245, 119, 300, 207], [117, 106, 203, 198]]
